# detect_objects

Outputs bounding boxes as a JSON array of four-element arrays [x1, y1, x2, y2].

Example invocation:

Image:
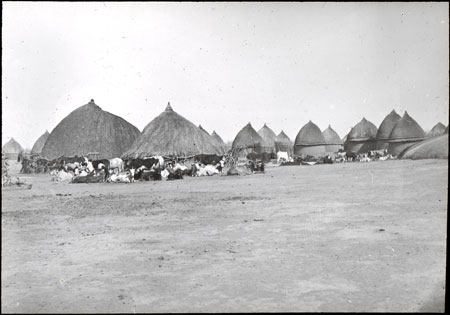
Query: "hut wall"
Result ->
[[294, 145, 326, 157], [388, 140, 423, 156], [376, 140, 390, 150], [325, 144, 343, 153]]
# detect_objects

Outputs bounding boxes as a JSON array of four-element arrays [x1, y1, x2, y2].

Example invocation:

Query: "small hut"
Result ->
[[388, 111, 426, 156], [123, 103, 222, 158], [376, 110, 401, 150], [2, 138, 24, 161], [257, 123, 277, 153], [31, 130, 50, 155], [211, 131, 228, 154], [427, 122, 446, 138], [322, 125, 343, 153], [274, 131, 293, 156], [345, 118, 378, 154], [232, 122, 264, 158], [41, 99, 140, 160], [399, 134, 448, 160], [294, 121, 327, 157]]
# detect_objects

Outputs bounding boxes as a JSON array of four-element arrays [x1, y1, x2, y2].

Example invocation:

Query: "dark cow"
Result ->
[[91, 159, 110, 180], [345, 152, 358, 162], [248, 160, 265, 173], [141, 169, 162, 181], [247, 152, 275, 162], [167, 169, 183, 180], [124, 158, 160, 170], [60, 156, 85, 164], [72, 170, 106, 183], [194, 154, 223, 166]]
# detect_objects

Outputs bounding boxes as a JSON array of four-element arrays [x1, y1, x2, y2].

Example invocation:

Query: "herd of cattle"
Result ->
[[17, 148, 393, 183]]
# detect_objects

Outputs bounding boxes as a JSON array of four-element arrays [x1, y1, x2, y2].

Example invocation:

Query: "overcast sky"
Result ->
[[2, 2, 449, 149]]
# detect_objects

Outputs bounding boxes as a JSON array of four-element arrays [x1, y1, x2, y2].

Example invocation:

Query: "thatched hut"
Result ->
[[445, 125, 449, 134], [2, 138, 24, 161], [257, 123, 277, 153], [41, 99, 140, 160], [388, 111, 426, 156], [198, 125, 210, 135], [123, 103, 222, 158], [376, 110, 401, 150], [399, 134, 448, 160], [427, 122, 446, 138], [322, 125, 343, 153], [294, 121, 327, 157], [274, 130, 293, 156], [345, 118, 378, 154], [232, 122, 264, 157], [211, 131, 228, 153], [31, 130, 50, 155]]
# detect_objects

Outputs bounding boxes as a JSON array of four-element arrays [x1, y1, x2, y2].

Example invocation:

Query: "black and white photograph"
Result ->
[[1, 2, 448, 313]]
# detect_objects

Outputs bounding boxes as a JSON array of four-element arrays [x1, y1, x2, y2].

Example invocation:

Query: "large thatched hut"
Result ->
[[41, 99, 140, 160], [322, 125, 343, 153], [345, 118, 378, 153], [388, 111, 426, 156], [376, 110, 401, 150], [427, 122, 446, 138], [294, 121, 327, 157], [232, 122, 264, 157], [123, 103, 222, 158], [211, 131, 228, 153], [399, 134, 448, 160], [31, 130, 50, 155], [274, 131, 293, 156], [2, 138, 24, 161], [257, 123, 277, 153]]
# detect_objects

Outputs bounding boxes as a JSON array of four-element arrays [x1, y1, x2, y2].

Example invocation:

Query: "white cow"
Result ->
[[52, 170, 73, 182], [197, 164, 220, 176], [108, 171, 131, 183], [277, 151, 289, 163]]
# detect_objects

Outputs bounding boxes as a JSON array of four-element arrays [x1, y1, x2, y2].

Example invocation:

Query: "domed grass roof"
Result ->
[[275, 130, 293, 153], [399, 134, 448, 160], [123, 103, 222, 158], [322, 125, 343, 145], [41, 99, 140, 159], [198, 124, 210, 135], [427, 122, 446, 138], [294, 121, 326, 146], [2, 138, 23, 154], [376, 110, 401, 140], [276, 130, 292, 143], [232, 122, 264, 149], [211, 130, 227, 149], [31, 130, 50, 154], [257, 123, 277, 147], [388, 111, 426, 142], [347, 118, 378, 142]]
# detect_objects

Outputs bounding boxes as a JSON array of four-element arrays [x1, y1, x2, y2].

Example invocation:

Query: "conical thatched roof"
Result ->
[[123, 103, 222, 158], [31, 130, 50, 154], [232, 122, 264, 149], [388, 111, 426, 142], [399, 134, 448, 160], [347, 118, 378, 142], [276, 131, 291, 143], [198, 124, 210, 135], [41, 99, 140, 159], [2, 138, 23, 154], [376, 110, 401, 140], [274, 130, 293, 154], [294, 121, 326, 146], [257, 123, 277, 148], [322, 125, 343, 145], [427, 122, 446, 138], [211, 131, 227, 151]]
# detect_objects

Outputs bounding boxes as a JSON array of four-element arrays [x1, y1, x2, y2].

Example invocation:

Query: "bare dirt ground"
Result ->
[[1, 159, 447, 313]]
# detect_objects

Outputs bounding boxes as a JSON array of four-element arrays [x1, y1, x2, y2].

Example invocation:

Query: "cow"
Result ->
[[52, 170, 73, 182], [345, 152, 358, 162], [109, 158, 124, 173], [124, 157, 161, 171], [72, 170, 105, 183], [248, 160, 265, 173], [167, 169, 183, 180], [277, 151, 289, 163], [369, 149, 388, 160], [108, 171, 132, 183], [194, 154, 223, 166]]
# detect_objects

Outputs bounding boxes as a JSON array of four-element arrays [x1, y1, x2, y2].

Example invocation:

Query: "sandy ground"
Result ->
[[1, 159, 447, 313]]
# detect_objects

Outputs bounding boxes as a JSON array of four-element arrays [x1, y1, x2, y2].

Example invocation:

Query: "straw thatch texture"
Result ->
[[347, 118, 378, 142], [41, 100, 140, 160], [123, 103, 222, 158], [322, 125, 343, 152], [257, 123, 277, 153], [427, 122, 446, 138], [376, 110, 401, 149], [31, 130, 50, 155], [274, 131, 293, 155], [388, 111, 426, 142], [294, 121, 326, 157], [2, 138, 24, 155], [399, 134, 448, 160], [198, 125, 210, 135], [232, 123, 263, 150], [211, 131, 227, 153], [445, 125, 449, 134]]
